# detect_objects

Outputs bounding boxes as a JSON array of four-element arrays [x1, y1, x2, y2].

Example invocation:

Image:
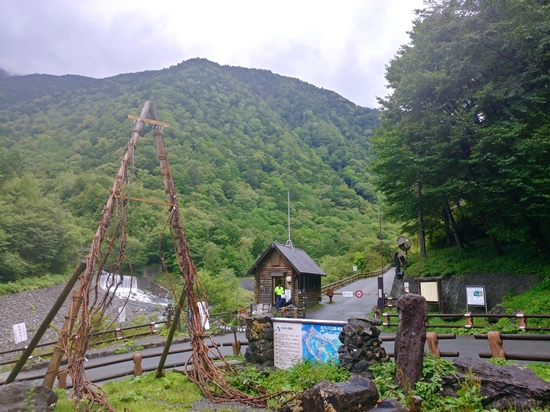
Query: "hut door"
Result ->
[[270, 270, 284, 306]]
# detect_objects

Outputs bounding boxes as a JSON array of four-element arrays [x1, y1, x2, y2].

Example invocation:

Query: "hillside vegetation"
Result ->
[[373, 0, 550, 262], [0, 59, 397, 285]]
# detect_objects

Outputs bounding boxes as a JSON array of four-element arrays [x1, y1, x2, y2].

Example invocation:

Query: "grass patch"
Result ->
[[0, 273, 71, 295], [224, 359, 350, 408], [54, 371, 202, 411]]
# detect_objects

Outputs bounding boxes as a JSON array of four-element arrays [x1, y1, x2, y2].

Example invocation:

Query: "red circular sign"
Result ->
[[354, 290, 364, 298]]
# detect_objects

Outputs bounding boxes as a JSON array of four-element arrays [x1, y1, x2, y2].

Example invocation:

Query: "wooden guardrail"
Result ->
[[3, 339, 249, 387], [475, 332, 550, 362], [380, 311, 550, 331], [0, 321, 165, 366], [321, 265, 392, 295]]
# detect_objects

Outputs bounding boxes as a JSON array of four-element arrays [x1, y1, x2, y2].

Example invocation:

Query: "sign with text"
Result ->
[[466, 286, 486, 306], [273, 319, 345, 369], [419, 281, 439, 303], [13, 322, 27, 344]]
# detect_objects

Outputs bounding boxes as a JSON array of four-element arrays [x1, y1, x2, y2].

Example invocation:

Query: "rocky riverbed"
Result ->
[[0, 283, 172, 363]]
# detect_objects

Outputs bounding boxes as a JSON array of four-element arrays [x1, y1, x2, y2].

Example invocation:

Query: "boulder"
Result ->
[[0, 381, 58, 412], [280, 376, 379, 412], [394, 294, 427, 391], [443, 357, 550, 411]]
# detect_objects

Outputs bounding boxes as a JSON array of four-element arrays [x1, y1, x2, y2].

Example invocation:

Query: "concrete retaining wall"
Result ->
[[390, 271, 542, 313]]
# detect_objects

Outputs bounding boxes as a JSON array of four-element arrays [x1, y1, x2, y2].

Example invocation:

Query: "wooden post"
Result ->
[[57, 101, 151, 394], [133, 353, 143, 376], [57, 369, 68, 390], [426, 332, 441, 357], [516, 312, 526, 329], [465, 312, 474, 328], [488, 331, 506, 358]]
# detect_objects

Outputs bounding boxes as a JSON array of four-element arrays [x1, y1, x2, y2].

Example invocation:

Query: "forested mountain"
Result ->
[[0, 58, 390, 283], [373, 0, 550, 259]]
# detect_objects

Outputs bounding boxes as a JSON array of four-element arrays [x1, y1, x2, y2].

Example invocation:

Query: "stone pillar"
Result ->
[[244, 315, 274, 367], [337, 317, 387, 377], [394, 293, 427, 391]]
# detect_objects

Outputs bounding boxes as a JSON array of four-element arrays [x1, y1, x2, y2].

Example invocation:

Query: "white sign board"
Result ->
[[117, 307, 126, 323], [419, 281, 439, 303], [198, 301, 210, 330], [466, 286, 486, 306], [283, 289, 292, 302], [342, 291, 354, 298], [273, 321, 302, 369], [13, 322, 27, 344]]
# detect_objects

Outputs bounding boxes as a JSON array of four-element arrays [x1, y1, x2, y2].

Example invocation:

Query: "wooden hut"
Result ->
[[247, 242, 326, 310]]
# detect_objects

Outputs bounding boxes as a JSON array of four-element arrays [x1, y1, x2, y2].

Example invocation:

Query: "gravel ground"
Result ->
[[0, 283, 276, 411], [0, 283, 165, 363]]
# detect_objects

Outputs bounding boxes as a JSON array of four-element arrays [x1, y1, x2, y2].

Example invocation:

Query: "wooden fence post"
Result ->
[[57, 369, 68, 389], [464, 312, 474, 328], [426, 332, 441, 357], [487, 331, 506, 358], [516, 312, 526, 330], [133, 352, 143, 376]]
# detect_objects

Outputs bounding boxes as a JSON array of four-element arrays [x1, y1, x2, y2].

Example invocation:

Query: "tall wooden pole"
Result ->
[[42, 102, 150, 390], [147, 103, 204, 376]]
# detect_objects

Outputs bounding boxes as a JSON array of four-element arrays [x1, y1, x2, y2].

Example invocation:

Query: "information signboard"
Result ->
[[13, 322, 27, 344], [273, 319, 345, 369], [466, 285, 487, 313]]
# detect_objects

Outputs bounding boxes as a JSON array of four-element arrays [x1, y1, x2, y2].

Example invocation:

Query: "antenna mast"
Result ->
[[285, 191, 293, 248]]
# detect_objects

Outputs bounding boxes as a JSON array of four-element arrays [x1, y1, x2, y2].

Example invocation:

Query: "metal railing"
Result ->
[[321, 265, 392, 295]]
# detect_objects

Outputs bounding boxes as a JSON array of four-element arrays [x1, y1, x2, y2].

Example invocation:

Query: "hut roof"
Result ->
[[248, 242, 326, 276]]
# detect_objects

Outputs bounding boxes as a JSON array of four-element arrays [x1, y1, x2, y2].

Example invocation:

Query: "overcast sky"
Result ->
[[0, 0, 425, 108]]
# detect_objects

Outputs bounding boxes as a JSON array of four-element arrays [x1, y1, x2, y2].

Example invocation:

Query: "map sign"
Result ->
[[273, 320, 344, 369], [302, 324, 342, 363]]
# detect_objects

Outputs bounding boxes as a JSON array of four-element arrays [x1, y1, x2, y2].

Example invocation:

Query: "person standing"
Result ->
[[274, 284, 284, 309]]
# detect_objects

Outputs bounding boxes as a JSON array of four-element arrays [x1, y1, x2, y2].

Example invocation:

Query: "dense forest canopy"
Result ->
[[372, 0, 550, 258], [0, 58, 393, 283]]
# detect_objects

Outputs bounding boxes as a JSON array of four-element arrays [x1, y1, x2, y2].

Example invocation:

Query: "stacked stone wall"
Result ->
[[244, 315, 274, 367], [337, 317, 387, 376]]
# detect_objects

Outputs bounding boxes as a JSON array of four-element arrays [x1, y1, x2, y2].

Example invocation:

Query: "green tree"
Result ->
[[373, 0, 550, 256]]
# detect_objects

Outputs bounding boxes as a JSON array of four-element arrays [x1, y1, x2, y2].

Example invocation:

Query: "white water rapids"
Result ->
[[98, 273, 173, 307]]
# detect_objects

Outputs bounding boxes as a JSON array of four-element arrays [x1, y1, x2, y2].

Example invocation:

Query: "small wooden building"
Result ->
[[247, 242, 326, 309]]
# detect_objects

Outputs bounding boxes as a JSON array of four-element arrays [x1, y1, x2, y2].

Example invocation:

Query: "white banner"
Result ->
[[13, 322, 27, 344], [198, 301, 210, 330], [117, 307, 126, 323]]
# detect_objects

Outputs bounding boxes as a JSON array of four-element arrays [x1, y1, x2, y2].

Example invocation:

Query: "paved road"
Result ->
[[307, 268, 395, 321], [6, 270, 549, 386], [307, 269, 550, 363]]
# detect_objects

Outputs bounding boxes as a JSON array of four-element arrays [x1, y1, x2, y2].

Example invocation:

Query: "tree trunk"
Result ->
[[441, 192, 463, 251], [416, 181, 427, 258]]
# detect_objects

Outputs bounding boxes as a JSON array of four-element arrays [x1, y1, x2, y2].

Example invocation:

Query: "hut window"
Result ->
[[271, 253, 281, 266], [299, 275, 321, 290]]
